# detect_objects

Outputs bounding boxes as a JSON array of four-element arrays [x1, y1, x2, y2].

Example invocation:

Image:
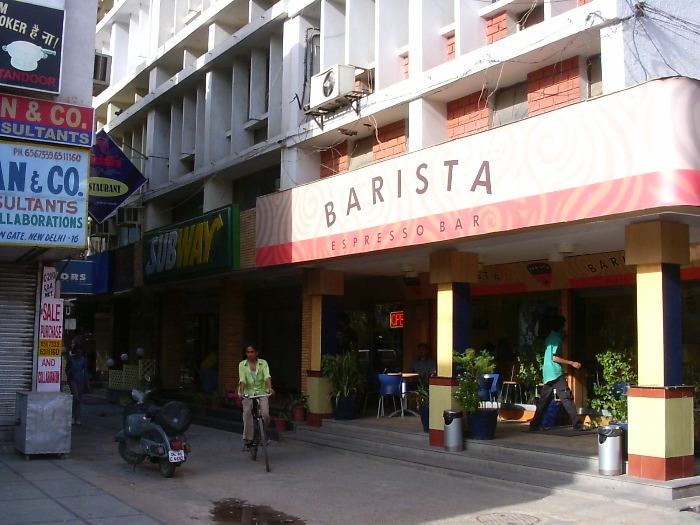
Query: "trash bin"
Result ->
[[443, 409, 464, 452], [598, 425, 623, 475]]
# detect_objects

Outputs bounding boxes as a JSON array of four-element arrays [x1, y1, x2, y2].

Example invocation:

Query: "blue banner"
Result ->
[[89, 130, 147, 223], [56, 260, 94, 295]]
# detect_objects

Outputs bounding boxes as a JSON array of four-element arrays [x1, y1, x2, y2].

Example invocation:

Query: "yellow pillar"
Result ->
[[625, 221, 693, 480], [428, 250, 479, 447], [302, 268, 344, 426]]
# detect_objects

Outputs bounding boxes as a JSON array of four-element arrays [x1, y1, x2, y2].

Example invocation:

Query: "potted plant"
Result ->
[[453, 348, 498, 440], [321, 353, 361, 420], [415, 380, 430, 433], [193, 392, 208, 416], [289, 393, 309, 422], [274, 413, 288, 432]]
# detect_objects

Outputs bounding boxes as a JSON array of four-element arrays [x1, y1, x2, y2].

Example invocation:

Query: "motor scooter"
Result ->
[[114, 377, 192, 478]]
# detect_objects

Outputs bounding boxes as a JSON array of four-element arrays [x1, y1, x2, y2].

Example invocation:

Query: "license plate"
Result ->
[[169, 450, 185, 462]]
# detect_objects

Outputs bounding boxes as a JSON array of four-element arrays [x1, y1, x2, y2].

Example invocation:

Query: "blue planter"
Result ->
[[467, 408, 498, 440], [332, 395, 356, 420], [419, 405, 429, 433]]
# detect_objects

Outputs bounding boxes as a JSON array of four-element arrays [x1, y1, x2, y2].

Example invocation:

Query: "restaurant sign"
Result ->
[[143, 205, 240, 283]]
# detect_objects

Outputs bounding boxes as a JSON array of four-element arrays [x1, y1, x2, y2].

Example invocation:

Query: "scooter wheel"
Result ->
[[118, 441, 146, 464], [159, 458, 178, 478]]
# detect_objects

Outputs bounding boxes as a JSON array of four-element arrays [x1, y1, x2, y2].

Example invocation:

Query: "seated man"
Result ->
[[409, 342, 437, 386]]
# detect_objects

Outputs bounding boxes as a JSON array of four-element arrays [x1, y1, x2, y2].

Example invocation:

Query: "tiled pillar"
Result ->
[[303, 268, 344, 427], [625, 221, 693, 480], [218, 279, 245, 395], [428, 250, 479, 447]]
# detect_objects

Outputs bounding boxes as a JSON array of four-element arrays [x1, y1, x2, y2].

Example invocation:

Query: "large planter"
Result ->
[[332, 395, 356, 420], [293, 405, 306, 422], [419, 405, 430, 433], [467, 408, 498, 440]]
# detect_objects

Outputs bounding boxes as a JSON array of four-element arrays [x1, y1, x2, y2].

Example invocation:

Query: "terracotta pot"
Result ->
[[274, 418, 288, 432], [293, 405, 306, 422]]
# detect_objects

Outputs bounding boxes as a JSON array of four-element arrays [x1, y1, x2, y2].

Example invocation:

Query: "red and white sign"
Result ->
[[0, 94, 94, 147], [37, 297, 63, 392]]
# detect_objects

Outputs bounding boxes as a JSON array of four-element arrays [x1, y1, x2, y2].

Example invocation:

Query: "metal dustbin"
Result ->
[[598, 425, 623, 475], [443, 409, 464, 452]]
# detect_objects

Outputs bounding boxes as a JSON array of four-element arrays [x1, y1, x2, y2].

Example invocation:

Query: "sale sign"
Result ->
[[37, 297, 63, 392]]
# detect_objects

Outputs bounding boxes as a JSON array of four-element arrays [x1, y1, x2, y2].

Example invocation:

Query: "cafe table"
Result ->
[[387, 372, 419, 417]]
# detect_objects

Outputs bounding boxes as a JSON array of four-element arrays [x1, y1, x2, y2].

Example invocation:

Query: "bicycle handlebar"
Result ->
[[243, 393, 271, 399]]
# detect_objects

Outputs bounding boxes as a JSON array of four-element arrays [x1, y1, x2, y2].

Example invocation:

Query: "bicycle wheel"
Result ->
[[257, 416, 269, 472]]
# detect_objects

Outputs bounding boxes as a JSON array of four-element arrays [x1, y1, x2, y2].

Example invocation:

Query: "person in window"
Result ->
[[238, 342, 274, 447], [409, 342, 437, 385], [529, 315, 589, 432]]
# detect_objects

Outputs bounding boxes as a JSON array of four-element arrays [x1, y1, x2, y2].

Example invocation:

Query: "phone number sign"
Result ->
[[0, 141, 88, 248]]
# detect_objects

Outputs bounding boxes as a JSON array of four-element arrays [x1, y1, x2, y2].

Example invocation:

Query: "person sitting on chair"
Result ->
[[409, 342, 437, 385]]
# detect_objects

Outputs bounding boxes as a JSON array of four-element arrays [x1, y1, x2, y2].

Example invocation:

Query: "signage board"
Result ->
[[0, 140, 88, 249], [37, 297, 63, 392], [0, 0, 64, 93]]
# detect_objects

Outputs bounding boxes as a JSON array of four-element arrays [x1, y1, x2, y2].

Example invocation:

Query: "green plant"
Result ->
[[589, 348, 637, 423], [515, 341, 544, 404], [320, 353, 361, 401], [414, 380, 430, 407], [453, 348, 496, 413], [289, 393, 309, 411]]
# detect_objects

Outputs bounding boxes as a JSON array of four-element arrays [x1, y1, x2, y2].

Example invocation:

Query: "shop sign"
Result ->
[[256, 78, 700, 266], [143, 205, 239, 283], [0, 93, 94, 147], [56, 259, 94, 294], [88, 130, 147, 223], [37, 297, 63, 392], [0, 0, 64, 94], [0, 140, 88, 249]]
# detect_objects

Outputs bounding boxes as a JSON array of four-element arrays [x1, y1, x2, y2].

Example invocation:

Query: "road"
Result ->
[[17, 397, 700, 524]]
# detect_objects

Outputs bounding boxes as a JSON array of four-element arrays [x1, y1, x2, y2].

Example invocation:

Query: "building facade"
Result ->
[[0, 0, 97, 427], [91, 0, 700, 480]]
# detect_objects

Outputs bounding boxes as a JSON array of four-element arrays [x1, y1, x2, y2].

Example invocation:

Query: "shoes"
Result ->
[[529, 425, 543, 432], [573, 424, 590, 431], [72, 419, 81, 426], [243, 440, 253, 449]]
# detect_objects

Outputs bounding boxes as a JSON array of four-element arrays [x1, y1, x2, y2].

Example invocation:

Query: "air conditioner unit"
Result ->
[[309, 64, 356, 112], [93, 52, 111, 85], [89, 219, 115, 237], [116, 207, 142, 226]]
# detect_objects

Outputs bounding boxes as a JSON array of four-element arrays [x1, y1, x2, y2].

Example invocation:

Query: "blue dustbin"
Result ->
[[443, 410, 464, 451], [598, 425, 623, 475]]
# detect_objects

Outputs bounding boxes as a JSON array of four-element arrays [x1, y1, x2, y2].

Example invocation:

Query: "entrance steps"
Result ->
[[285, 418, 700, 507]]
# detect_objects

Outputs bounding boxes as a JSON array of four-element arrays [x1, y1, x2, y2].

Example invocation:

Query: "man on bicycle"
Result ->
[[238, 342, 274, 447]]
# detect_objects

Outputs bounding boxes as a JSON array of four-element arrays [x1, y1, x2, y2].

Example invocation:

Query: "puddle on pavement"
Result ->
[[211, 498, 305, 524]]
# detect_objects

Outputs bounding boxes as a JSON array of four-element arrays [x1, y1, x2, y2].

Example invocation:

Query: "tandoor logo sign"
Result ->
[[142, 205, 240, 283]]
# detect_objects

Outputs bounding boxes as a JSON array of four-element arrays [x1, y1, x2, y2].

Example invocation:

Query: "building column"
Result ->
[[428, 250, 479, 447], [218, 279, 245, 396], [625, 221, 694, 480], [302, 268, 344, 427]]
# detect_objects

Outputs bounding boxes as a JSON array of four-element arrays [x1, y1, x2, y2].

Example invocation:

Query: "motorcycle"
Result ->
[[114, 377, 192, 478]]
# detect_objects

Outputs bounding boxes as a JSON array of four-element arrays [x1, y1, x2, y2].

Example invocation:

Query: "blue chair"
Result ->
[[478, 373, 499, 404], [377, 373, 403, 418]]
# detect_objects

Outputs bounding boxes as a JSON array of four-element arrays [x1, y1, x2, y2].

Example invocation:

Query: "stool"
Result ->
[[499, 381, 523, 404]]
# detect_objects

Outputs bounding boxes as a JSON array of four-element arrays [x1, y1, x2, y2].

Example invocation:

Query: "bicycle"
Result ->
[[242, 393, 270, 472]]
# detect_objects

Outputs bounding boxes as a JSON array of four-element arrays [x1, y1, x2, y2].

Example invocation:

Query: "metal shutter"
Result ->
[[0, 263, 38, 425]]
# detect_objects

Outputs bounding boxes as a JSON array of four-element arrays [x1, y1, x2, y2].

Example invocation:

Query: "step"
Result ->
[[285, 421, 700, 504]]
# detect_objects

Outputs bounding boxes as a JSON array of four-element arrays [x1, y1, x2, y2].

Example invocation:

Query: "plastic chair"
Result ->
[[377, 373, 403, 418], [478, 373, 499, 403]]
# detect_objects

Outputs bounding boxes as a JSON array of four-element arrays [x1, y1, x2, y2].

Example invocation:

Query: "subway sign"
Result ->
[[143, 205, 239, 283]]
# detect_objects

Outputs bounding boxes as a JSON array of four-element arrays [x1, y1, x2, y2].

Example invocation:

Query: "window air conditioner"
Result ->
[[89, 219, 115, 237], [309, 64, 356, 112], [116, 207, 141, 226], [93, 52, 111, 85]]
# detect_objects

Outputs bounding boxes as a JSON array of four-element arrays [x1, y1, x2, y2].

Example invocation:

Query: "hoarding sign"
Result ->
[[0, 0, 64, 93], [0, 93, 94, 147], [143, 205, 239, 283], [56, 259, 94, 295], [89, 130, 147, 223], [37, 297, 63, 392], [0, 140, 88, 249]]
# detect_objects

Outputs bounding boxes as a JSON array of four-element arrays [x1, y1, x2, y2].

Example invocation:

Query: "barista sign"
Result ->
[[37, 297, 63, 392]]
